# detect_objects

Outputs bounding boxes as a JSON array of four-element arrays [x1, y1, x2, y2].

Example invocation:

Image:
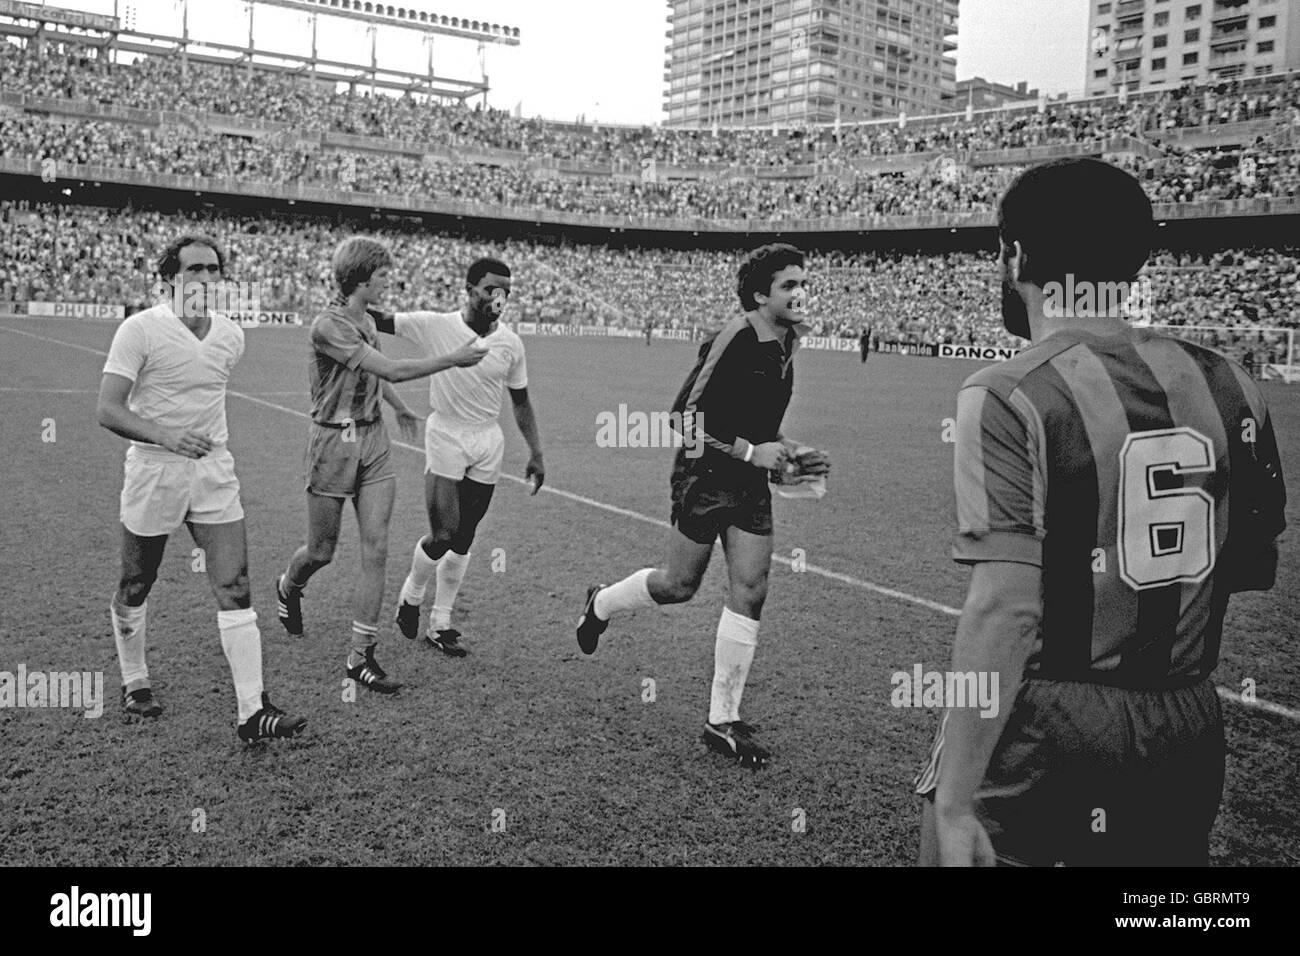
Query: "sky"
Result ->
[[33, 0, 1092, 124]]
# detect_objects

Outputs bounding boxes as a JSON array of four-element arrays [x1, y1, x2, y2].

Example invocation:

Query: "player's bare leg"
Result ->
[[278, 492, 344, 637], [577, 528, 713, 655], [345, 476, 400, 692], [700, 525, 772, 768], [398, 473, 493, 656], [113, 528, 167, 720], [190, 519, 306, 739]]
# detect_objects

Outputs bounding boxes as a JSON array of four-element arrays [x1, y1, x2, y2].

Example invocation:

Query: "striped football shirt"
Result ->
[[954, 325, 1286, 689], [308, 305, 383, 426]]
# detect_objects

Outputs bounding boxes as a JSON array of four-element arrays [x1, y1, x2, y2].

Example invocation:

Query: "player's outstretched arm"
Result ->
[[96, 373, 213, 458], [355, 338, 488, 383], [933, 560, 1041, 867], [509, 386, 545, 495]]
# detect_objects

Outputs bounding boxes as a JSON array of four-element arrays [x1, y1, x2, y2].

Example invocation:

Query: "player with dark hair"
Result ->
[[373, 256, 545, 656], [274, 237, 488, 692], [574, 243, 831, 768], [915, 157, 1287, 866], [97, 234, 306, 742]]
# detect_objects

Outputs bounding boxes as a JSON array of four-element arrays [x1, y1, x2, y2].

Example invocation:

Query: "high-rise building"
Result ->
[[1085, 0, 1300, 97], [663, 0, 959, 128]]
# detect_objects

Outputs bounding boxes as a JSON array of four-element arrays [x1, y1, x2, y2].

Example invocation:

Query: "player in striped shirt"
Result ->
[[274, 237, 488, 693], [915, 158, 1287, 866], [97, 234, 306, 742], [574, 244, 831, 768]]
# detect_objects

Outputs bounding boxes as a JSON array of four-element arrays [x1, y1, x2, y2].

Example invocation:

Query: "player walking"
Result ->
[[97, 234, 306, 742], [915, 158, 1286, 866], [374, 257, 545, 656], [274, 237, 488, 692], [575, 243, 831, 768]]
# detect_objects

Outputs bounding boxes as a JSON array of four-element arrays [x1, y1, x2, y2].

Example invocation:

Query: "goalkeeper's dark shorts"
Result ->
[[913, 676, 1225, 866], [670, 465, 773, 545]]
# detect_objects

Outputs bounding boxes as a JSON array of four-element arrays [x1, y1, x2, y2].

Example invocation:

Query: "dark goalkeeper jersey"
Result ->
[[953, 325, 1286, 689]]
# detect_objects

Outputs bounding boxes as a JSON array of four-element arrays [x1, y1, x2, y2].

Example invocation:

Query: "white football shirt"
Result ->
[[393, 310, 528, 426], [102, 302, 245, 449]]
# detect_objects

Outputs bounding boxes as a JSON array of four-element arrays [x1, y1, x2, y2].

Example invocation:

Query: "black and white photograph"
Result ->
[[0, 0, 1295, 917]]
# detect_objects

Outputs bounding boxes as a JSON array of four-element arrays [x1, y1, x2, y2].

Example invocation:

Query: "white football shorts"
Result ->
[[425, 415, 505, 486], [120, 444, 244, 537]]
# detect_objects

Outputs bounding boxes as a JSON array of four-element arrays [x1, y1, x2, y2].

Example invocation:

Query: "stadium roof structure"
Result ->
[[0, 0, 519, 103]]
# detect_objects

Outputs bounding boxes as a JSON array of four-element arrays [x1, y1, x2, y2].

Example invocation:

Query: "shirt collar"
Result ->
[[747, 311, 807, 351]]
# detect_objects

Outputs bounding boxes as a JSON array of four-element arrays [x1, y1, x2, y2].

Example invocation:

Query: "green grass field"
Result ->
[[0, 317, 1296, 866]]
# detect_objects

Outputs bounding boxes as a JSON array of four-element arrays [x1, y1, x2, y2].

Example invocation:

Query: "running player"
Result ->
[[97, 234, 306, 742], [274, 237, 488, 692], [374, 257, 545, 656], [574, 243, 831, 768], [915, 158, 1287, 866]]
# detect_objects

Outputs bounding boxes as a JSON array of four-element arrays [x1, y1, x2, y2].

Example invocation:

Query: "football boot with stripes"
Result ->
[[345, 646, 402, 694], [237, 693, 307, 743]]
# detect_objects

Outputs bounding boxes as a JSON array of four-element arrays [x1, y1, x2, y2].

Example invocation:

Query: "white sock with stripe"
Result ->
[[348, 621, 379, 665], [218, 608, 264, 723], [400, 537, 440, 606], [111, 598, 149, 692], [431, 550, 470, 632], [708, 606, 759, 726], [592, 568, 656, 621]]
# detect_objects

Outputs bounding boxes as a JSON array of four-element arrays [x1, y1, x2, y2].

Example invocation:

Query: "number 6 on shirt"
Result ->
[[1118, 427, 1216, 591]]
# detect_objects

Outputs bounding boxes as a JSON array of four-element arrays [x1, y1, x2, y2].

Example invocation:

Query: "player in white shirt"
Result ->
[[96, 235, 306, 743], [371, 257, 545, 655]]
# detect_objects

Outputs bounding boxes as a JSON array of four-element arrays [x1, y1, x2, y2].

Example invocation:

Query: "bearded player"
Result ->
[[915, 158, 1286, 866], [369, 257, 545, 656], [97, 234, 306, 743], [575, 243, 831, 768]]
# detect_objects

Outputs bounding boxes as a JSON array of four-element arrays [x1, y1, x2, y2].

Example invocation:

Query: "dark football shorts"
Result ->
[[670, 467, 773, 545], [305, 419, 394, 498], [914, 676, 1225, 866]]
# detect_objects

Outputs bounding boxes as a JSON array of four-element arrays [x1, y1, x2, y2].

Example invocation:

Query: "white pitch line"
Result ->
[[0, 387, 98, 394], [4, 322, 1297, 723]]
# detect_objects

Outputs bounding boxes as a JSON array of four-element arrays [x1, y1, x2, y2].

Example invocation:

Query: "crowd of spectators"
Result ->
[[2, 42, 1299, 224], [3, 202, 1296, 356], [5, 42, 1300, 168]]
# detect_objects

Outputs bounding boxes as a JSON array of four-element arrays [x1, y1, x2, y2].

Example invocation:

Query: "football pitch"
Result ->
[[1, 317, 1297, 866]]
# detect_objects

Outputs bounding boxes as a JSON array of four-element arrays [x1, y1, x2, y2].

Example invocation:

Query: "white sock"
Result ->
[[400, 537, 440, 605], [431, 550, 469, 631], [218, 608, 264, 722], [708, 606, 759, 726], [592, 568, 656, 621], [350, 620, 379, 661], [111, 598, 149, 691]]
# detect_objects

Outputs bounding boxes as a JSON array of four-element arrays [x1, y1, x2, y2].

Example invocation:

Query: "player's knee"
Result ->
[[118, 571, 156, 605], [730, 578, 768, 616], [212, 567, 250, 607], [658, 572, 701, 604], [305, 539, 337, 567]]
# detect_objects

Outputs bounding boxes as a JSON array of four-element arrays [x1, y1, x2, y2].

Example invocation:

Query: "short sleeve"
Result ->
[[103, 318, 148, 382], [311, 313, 373, 370], [952, 385, 1044, 567], [507, 340, 528, 390]]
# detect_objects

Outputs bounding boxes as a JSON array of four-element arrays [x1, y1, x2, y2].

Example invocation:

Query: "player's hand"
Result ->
[[448, 338, 490, 367], [749, 441, 788, 471], [162, 428, 213, 459], [396, 410, 422, 443], [793, 448, 831, 477], [525, 452, 545, 495], [935, 811, 997, 867]]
